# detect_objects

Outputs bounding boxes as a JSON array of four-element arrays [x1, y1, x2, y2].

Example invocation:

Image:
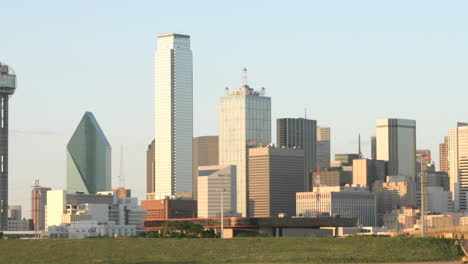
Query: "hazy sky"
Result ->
[[2, 0, 468, 215]]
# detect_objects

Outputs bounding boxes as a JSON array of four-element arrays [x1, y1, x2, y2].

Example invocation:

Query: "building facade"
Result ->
[[371, 135, 377, 160], [154, 33, 193, 198], [248, 147, 304, 217], [296, 186, 376, 226], [67, 112, 111, 194], [219, 76, 271, 216], [352, 159, 386, 190], [277, 118, 317, 191], [142, 199, 197, 219], [439, 136, 449, 173], [193, 136, 219, 200], [313, 168, 352, 188], [317, 126, 331, 169], [31, 184, 51, 231], [0, 62, 16, 230], [147, 140, 155, 193], [373, 181, 417, 226], [197, 165, 236, 218], [376, 118, 416, 180]]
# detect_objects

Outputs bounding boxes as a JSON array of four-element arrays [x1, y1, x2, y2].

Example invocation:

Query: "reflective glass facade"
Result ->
[[67, 112, 111, 194]]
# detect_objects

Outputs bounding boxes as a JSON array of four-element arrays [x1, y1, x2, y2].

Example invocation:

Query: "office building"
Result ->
[[154, 33, 193, 198], [439, 136, 449, 173], [193, 136, 219, 200], [296, 186, 376, 226], [219, 71, 271, 216], [374, 181, 417, 226], [8, 205, 21, 220], [352, 159, 386, 190], [277, 118, 317, 191], [383, 206, 419, 232], [112, 187, 131, 198], [376, 118, 416, 180], [31, 183, 51, 231], [147, 140, 155, 193], [248, 147, 304, 217], [317, 126, 331, 169], [197, 165, 236, 218], [312, 167, 352, 189], [335, 154, 360, 166], [447, 123, 468, 211], [371, 135, 377, 160], [67, 112, 111, 194], [0, 62, 16, 230], [142, 198, 197, 219]]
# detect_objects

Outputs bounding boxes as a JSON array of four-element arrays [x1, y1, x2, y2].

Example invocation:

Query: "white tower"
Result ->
[[154, 33, 193, 198]]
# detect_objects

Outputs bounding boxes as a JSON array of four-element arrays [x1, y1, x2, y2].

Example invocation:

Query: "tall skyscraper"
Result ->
[[193, 136, 219, 200], [439, 136, 449, 173], [146, 140, 155, 194], [447, 123, 468, 211], [371, 135, 377, 160], [0, 62, 16, 230], [317, 126, 331, 169], [31, 182, 50, 232], [67, 112, 111, 194], [154, 33, 193, 198], [277, 118, 317, 191], [376, 118, 416, 180], [219, 71, 271, 216]]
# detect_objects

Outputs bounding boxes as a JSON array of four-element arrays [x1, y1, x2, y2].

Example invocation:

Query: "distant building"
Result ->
[[146, 140, 155, 193], [7, 219, 32, 231], [447, 123, 468, 211], [374, 181, 417, 226], [296, 186, 376, 226], [112, 187, 131, 198], [335, 154, 360, 166], [192, 136, 219, 200], [427, 171, 449, 191], [8, 205, 21, 220], [317, 126, 331, 169], [313, 167, 352, 188], [67, 112, 111, 194], [439, 136, 449, 173], [352, 159, 386, 190], [383, 206, 419, 232], [219, 72, 271, 216], [376, 118, 416, 180], [31, 184, 51, 231], [197, 165, 236, 218], [142, 199, 197, 219], [248, 147, 304, 217], [277, 118, 317, 190], [371, 135, 376, 160]]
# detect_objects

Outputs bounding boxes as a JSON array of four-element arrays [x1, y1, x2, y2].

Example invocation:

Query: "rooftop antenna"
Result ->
[[119, 145, 125, 188], [358, 134, 363, 159], [242, 68, 248, 86], [33, 179, 40, 188]]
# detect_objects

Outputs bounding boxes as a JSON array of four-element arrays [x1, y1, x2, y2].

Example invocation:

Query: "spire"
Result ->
[[242, 68, 248, 86]]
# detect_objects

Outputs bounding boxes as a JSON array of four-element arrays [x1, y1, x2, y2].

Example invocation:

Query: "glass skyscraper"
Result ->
[[154, 33, 193, 198], [67, 112, 111, 194], [219, 78, 271, 216]]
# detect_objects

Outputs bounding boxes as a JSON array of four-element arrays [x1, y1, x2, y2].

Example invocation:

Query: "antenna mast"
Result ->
[[358, 134, 363, 159], [119, 145, 125, 188], [242, 68, 248, 86]]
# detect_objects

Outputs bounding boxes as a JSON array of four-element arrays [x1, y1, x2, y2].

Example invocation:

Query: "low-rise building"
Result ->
[[142, 198, 197, 219]]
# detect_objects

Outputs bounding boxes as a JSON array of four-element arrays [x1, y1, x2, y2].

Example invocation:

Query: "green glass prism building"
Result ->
[[67, 112, 111, 194]]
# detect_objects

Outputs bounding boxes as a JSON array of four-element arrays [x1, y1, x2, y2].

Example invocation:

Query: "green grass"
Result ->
[[0, 237, 462, 264]]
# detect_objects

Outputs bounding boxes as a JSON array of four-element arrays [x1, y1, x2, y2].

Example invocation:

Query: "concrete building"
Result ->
[[192, 136, 219, 200], [154, 33, 193, 198], [0, 62, 16, 230], [439, 136, 449, 173], [197, 165, 236, 218], [8, 205, 21, 220], [112, 187, 131, 198], [219, 71, 271, 216], [425, 186, 452, 213], [7, 219, 31, 231], [376, 118, 416, 180], [447, 123, 468, 211], [248, 147, 304, 217], [427, 171, 450, 191], [67, 112, 111, 194], [352, 159, 386, 190], [142, 198, 197, 219], [317, 126, 331, 169], [383, 206, 419, 232], [296, 186, 376, 226], [277, 118, 317, 191], [371, 135, 377, 160], [31, 183, 50, 231], [312, 168, 352, 189], [146, 139, 155, 193], [335, 154, 360, 166], [374, 181, 417, 226]]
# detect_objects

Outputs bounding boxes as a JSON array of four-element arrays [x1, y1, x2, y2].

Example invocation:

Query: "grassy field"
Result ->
[[0, 237, 462, 264]]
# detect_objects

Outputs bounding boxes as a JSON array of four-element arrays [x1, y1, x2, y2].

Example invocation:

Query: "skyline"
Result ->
[[2, 0, 468, 215]]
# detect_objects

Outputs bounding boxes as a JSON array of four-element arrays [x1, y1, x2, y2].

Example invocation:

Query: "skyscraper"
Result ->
[[447, 123, 468, 211], [277, 118, 317, 191], [146, 140, 155, 194], [376, 118, 416, 180], [154, 33, 193, 198], [219, 71, 271, 216], [0, 62, 16, 230], [317, 126, 331, 169], [371, 135, 377, 160], [193, 136, 219, 200], [439, 136, 449, 173], [67, 112, 111, 194], [31, 182, 51, 232]]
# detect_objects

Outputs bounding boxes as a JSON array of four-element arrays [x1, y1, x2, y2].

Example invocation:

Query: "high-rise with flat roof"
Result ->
[[447, 123, 468, 211], [376, 118, 416, 180], [439, 136, 449, 173], [317, 126, 331, 169], [0, 62, 16, 230], [371, 135, 377, 160], [31, 182, 51, 231], [193, 136, 219, 200], [219, 71, 271, 216], [67, 112, 111, 194], [147, 140, 155, 193], [154, 33, 193, 198], [277, 118, 316, 191]]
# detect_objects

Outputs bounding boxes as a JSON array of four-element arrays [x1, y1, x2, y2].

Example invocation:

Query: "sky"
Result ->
[[1, 0, 468, 216]]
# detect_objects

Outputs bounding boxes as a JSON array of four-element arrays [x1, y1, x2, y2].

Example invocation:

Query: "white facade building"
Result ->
[[296, 186, 376, 226], [154, 33, 193, 197], [448, 123, 468, 211], [219, 77, 271, 216], [376, 118, 416, 180], [197, 165, 237, 218], [45, 190, 67, 230]]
